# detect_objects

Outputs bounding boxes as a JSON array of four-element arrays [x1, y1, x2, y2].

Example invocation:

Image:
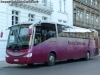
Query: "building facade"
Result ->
[[0, 0, 73, 61], [73, 0, 100, 46]]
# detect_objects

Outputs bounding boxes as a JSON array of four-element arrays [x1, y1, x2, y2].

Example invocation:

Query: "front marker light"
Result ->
[[24, 53, 32, 57], [6, 54, 9, 57]]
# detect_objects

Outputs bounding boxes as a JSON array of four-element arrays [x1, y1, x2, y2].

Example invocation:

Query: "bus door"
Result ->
[[33, 26, 43, 62], [40, 23, 57, 61], [33, 23, 57, 62]]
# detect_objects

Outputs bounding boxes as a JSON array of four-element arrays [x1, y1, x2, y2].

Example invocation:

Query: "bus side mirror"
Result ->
[[28, 28, 32, 35], [0, 32, 3, 38]]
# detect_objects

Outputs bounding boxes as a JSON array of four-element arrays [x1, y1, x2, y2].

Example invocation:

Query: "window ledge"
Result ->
[[58, 11, 68, 15]]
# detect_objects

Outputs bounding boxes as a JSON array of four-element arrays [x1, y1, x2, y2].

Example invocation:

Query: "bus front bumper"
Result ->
[[6, 57, 33, 64]]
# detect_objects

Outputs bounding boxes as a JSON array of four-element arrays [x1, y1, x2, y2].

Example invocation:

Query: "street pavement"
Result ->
[[0, 54, 100, 68], [0, 61, 18, 68], [0, 55, 100, 75]]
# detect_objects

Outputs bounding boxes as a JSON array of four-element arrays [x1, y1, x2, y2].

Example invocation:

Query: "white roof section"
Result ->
[[70, 26, 91, 32]]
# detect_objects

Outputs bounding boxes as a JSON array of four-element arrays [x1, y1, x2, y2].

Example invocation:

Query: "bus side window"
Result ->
[[77, 33, 80, 38], [61, 32, 65, 37], [68, 33, 70, 37], [75, 33, 78, 38], [72, 33, 75, 38], [79, 33, 82, 39], [41, 30, 47, 41], [89, 33, 94, 40], [58, 33, 61, 37], [82, 33, 85, 39], [41, 23, 56, 42], [85, 33, 89, 39], [65, 33, 69, 37], [70, 33, 74, 38], [81, 33, 83, 39], [84, 33, 86, 39]]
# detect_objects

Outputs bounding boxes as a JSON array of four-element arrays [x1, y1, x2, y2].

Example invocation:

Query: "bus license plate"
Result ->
[[14, 59, 18, 62]]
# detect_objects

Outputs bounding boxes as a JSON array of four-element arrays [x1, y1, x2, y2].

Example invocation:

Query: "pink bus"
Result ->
[[1, 21, 99, 66]]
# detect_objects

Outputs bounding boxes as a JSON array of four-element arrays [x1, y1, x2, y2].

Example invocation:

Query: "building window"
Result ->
[[59, 0, 66, 12], [95, 0, 99, 8], [64, 0, 66, 12], [80, 10, 84, 22], [12, 10, 19, 25], [86, 0, 89, 3], [58, 19, 62, 22], [91, 0, 94, 6], [86, 0, 87, 3], [63, 20, 66, 23], [76, 9, 80, 21], [42, 0, 47, 3], [91, 13, 94, 25], [86, 11, 90, 24], [80, 0, 85, 3], [42, 16, 48, 20], [96, 15, 99, 25], [28, 14, 34, 21], [76, 8, 84, 22], [59, 0, 61, 11], [42, 0, 47, 6]]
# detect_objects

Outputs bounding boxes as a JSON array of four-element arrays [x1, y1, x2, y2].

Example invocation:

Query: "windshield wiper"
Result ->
[[7, 44, 21, 50]]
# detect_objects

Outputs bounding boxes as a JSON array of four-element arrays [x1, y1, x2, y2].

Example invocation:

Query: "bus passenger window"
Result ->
[[67, 33, 70, 37], [82, 33, 85, 39], [53, 33, 56, 38], [79, 33, 82, 38], [58, 32, 61, 37], [85, 33, 89, 39], [34, 34, 41, 45], [41, 23, 56, 42], [75, 33, 78, 38], [89, 33, 94, 40], [72, 33, 75, 38], [80, 34, 83, 39], [65, 33, 68, 37]]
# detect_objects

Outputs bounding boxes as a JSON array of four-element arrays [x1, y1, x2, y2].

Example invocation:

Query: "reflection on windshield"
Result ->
[[9, 33, 15, 43], [7, 24, 33, 50]]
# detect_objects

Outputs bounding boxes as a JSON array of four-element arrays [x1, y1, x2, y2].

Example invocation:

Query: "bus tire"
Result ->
[[47, 53, 56, 66], [85, 51, 90, 60]]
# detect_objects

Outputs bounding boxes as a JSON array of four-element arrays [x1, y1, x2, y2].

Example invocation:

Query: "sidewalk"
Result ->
[[0, 61, 11, 67]]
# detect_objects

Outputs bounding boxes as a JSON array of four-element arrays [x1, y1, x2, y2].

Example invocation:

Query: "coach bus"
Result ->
[[1, 21, 99, 66]]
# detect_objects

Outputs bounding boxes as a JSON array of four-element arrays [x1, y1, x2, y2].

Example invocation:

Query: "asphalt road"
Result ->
[[0, 56, 100, 75]]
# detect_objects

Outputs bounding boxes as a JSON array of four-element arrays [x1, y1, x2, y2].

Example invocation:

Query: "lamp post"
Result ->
[[73, 8, 77, 26]]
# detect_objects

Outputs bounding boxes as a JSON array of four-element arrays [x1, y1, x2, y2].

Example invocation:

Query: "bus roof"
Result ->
[[8, 20, 97, 33]]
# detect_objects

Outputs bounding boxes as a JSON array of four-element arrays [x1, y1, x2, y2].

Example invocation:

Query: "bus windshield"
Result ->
[[7, 24, 33, 50]]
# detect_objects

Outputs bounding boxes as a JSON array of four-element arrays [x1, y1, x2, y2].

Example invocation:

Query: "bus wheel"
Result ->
[[86, 51, 90, 60], [47, 53, 56, 66]]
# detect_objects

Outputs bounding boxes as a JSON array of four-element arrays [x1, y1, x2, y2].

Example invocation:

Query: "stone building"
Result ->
[[73, 0, 100, 47]]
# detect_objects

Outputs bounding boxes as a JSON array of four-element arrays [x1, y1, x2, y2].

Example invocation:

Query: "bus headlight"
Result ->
[[24, 53, 32, 57]]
